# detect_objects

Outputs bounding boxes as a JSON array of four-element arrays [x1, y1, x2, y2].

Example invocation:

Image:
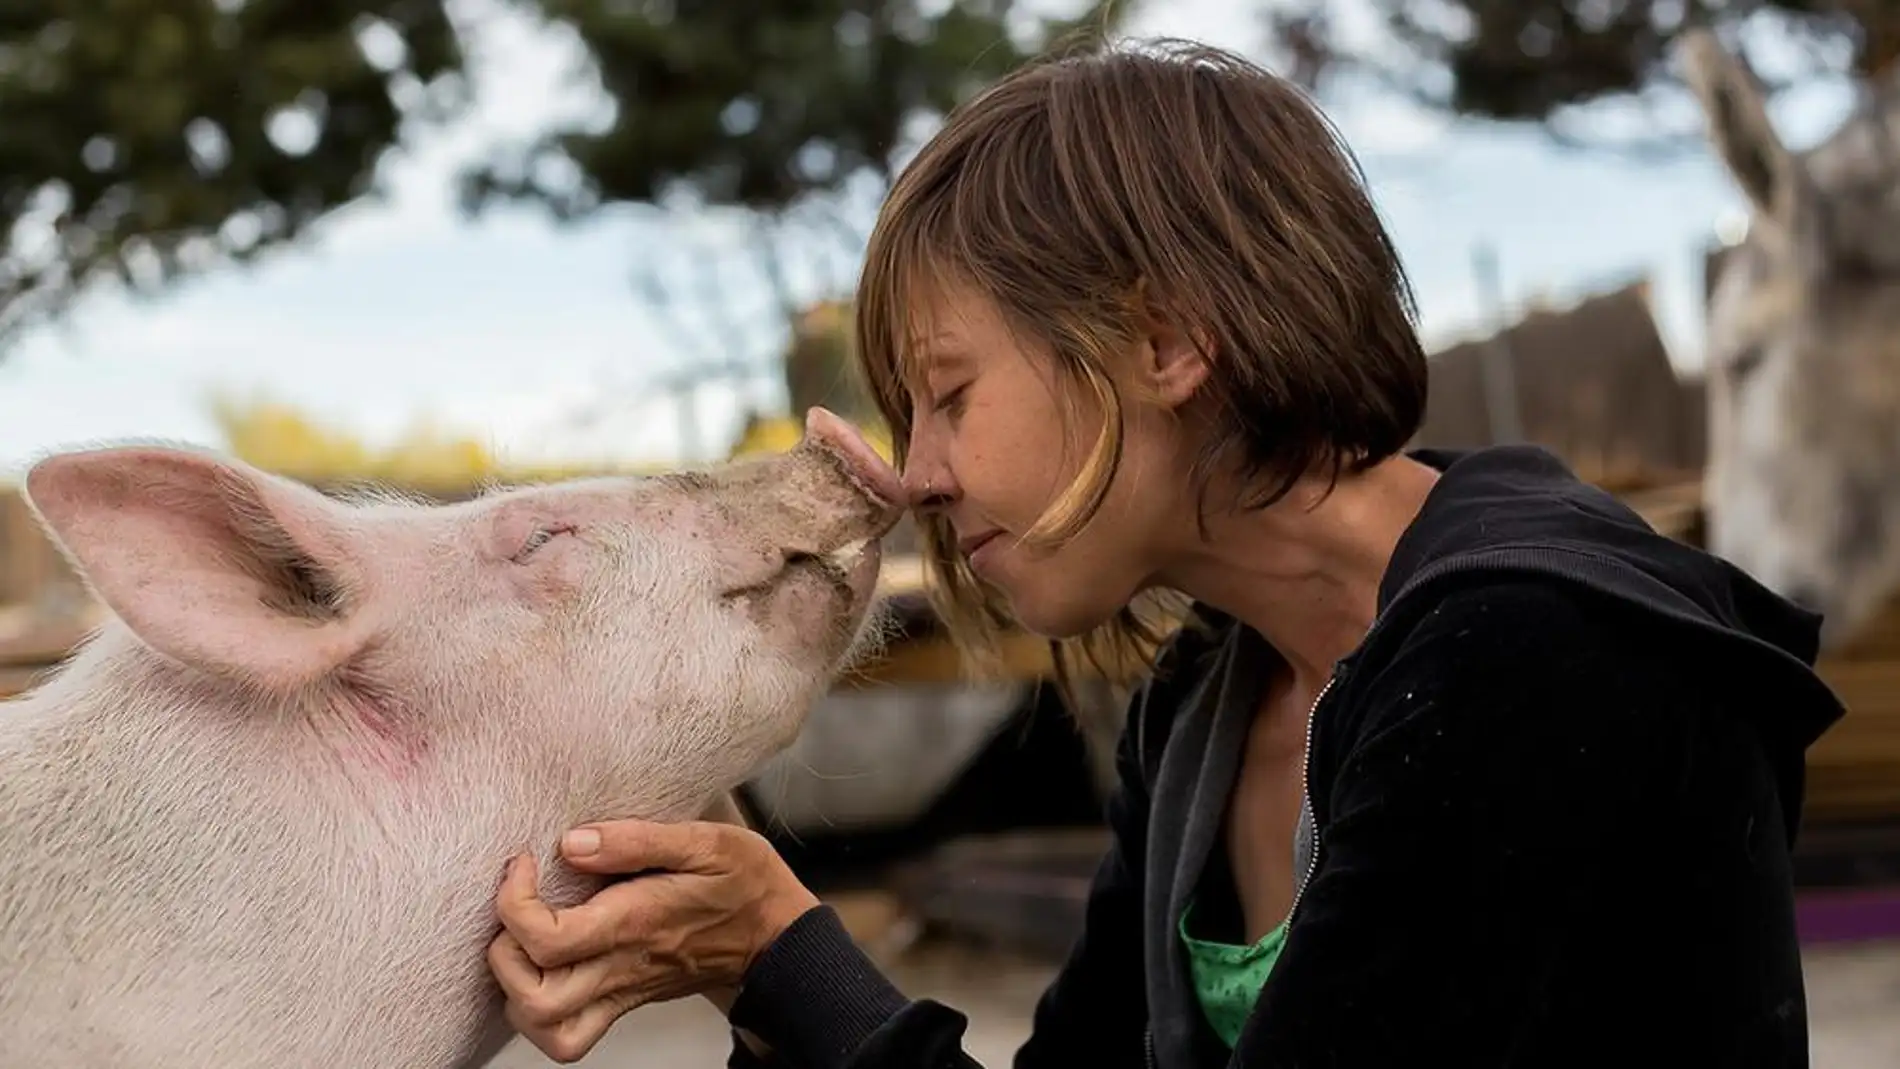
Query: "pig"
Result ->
[[0, 407, 905, 1069]]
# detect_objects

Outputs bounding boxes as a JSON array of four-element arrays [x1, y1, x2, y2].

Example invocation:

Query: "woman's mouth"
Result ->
[[959, 530, 1002, 565]]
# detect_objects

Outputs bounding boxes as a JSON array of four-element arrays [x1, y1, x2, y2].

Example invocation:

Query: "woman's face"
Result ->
[[896, 283, 1203, 639]]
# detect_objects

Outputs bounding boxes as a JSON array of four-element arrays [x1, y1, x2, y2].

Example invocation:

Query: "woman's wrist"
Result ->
[[746, 886, 823, 975], [703, 984, 740, 1015], [727, 905, 913, 1069]]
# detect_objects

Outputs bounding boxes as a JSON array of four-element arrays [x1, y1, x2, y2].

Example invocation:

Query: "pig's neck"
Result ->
[[5, 630, 730, 1066], [39, 630, 711, 918]]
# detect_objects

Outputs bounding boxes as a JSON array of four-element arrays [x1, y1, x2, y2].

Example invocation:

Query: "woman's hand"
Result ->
[[487, 818, 820, 1063]]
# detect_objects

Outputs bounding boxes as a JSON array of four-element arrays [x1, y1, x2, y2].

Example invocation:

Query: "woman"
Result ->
[[486, 37, 1843, 1069]]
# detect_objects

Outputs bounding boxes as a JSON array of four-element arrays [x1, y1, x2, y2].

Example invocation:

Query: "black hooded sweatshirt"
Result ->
[[721, 445, 1846, 1069]]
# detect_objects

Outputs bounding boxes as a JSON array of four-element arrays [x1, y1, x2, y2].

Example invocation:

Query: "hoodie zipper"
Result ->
[[1274, 553, 1508, 926], [1146, 671, 1340, 1069], [1282, 670, 1338, 927]]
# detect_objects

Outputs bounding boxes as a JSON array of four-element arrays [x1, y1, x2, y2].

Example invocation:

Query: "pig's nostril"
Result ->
[[783, 550, 822, 568]]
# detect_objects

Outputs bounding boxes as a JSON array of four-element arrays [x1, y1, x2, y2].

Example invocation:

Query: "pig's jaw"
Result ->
[[0, 643, 540, 1066], [0, 625, 821, 1068], [315, 675, 433, 780]]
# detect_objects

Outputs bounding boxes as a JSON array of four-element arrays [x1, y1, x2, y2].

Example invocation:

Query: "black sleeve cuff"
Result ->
[[726, 1029, 780, 1069], [729, 904, 912, 1069]]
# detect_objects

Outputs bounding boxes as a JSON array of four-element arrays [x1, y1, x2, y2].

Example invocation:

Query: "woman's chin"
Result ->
[[1002, 584, 1121, 643]]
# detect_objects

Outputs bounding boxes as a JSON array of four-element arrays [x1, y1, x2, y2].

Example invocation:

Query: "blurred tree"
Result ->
[[461, 0, 1118, 217], [0, 0, 470, 350], [1261, 0, 1900, 156], [460, 0, 1123, 381], [1, 0, 1120, 420], [783, 298, 878, 425]]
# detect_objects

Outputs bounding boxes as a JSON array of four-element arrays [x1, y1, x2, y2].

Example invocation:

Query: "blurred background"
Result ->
[[3, 0, 1900, 1064]]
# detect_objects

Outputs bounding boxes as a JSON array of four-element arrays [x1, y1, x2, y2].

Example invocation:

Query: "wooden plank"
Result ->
[[1796, 820, 1900, 888], [836, 631, 1054, 689], [894, 827, 1900, 954], [1621, 478, 1706, 543], [890, 828, 1109, 959], [0, 613, 98, 664], [0, 663, 52, 698], [1809, 662, 1900, 822], [875, 554, 928, 600], [1830, 603, 1900, 663]]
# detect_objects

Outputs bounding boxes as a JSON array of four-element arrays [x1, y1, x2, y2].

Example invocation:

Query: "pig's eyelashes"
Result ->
[[510, 524, 576, 564]]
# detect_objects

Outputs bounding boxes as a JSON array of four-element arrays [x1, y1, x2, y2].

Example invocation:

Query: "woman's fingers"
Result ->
[[485, 821, 805, 1064], [487, 929, 534, 996], [490, 929, 636, 1025], [505, 982, 649, 1065], [490, 928, 675, 1064], [559, 817, 725, 875], [496, 854, 653, 969]]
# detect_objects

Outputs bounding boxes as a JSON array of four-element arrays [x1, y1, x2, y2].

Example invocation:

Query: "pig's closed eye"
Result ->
[[512, 524, 575, 563]]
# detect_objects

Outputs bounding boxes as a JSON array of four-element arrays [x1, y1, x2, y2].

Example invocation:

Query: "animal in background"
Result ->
[[1684, 26, 1900, 647]]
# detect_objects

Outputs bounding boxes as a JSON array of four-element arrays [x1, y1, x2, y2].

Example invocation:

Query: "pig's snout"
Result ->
[[804, 407, 906, 517], [709, 408, 903, 603]]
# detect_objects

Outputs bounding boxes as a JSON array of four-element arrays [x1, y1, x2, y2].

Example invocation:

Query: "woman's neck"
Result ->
[[1154, 456, 1441, 688]]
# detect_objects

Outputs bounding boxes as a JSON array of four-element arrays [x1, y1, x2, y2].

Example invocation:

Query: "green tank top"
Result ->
[[1179, 899, 1288, 1049]]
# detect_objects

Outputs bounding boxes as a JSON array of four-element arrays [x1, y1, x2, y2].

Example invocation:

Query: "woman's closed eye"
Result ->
[[933, 383, 971, 419]]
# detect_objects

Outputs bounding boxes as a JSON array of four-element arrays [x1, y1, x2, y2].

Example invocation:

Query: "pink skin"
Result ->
[[0, 408, 904, 1069], [806, 405, 906, 506]]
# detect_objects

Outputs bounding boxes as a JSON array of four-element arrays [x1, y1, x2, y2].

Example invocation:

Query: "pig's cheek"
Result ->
[[488, 503, 542, 561], [707, 540, 778, 588], [760, 572, 853, 649], [504, 551, 587, 609]]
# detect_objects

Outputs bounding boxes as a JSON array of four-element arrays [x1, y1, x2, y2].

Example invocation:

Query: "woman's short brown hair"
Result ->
[[854, 36, 1429, 698]]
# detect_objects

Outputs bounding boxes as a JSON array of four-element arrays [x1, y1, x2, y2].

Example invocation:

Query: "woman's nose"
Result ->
[[900, 462, 954, 513], [901, 425, 955, 512]]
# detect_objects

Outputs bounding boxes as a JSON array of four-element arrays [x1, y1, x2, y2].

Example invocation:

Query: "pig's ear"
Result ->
[[25, 445, 369, 692]]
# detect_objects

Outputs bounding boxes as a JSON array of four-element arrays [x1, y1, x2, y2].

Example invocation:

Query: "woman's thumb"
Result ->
[[559, 818, 708, 874]]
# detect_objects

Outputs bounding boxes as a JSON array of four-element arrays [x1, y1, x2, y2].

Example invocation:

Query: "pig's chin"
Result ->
[[725, 539, 883, 665]]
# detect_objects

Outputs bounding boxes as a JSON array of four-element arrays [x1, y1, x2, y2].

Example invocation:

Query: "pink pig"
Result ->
[[0, 408, 905, 1068]]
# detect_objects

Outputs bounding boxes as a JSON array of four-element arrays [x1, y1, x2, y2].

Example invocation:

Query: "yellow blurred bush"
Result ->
[[208, 301, 893, 493], [727, 411, 894, 462], [209, 390, 894, 496], [207, 394, 642, 493]]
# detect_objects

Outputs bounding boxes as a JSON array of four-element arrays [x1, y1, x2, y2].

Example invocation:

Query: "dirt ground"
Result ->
[[488, 922, 1900, 1068]]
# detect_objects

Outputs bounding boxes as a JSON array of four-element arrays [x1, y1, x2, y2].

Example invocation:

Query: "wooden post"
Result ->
[[1472, 243, 1524, 444]]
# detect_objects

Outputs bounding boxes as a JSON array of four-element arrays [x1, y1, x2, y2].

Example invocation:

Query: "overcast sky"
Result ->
[[0, 0, 1865, 476]]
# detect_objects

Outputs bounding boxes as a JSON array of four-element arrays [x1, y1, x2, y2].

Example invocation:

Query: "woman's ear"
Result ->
[[1139, 320, 1214, 410], [1128, 280, 1212, 409]]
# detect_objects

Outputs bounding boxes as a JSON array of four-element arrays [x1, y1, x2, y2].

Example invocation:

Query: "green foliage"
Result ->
[[1270, 1, 1895, 154], [0, 0, 1120, 359], [454, 0, 1125, 396], [460, 0, 1121, 219], [0, 0, 469, 347], [783, 299, 878, 425], [33, 0, 1889, 373]]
